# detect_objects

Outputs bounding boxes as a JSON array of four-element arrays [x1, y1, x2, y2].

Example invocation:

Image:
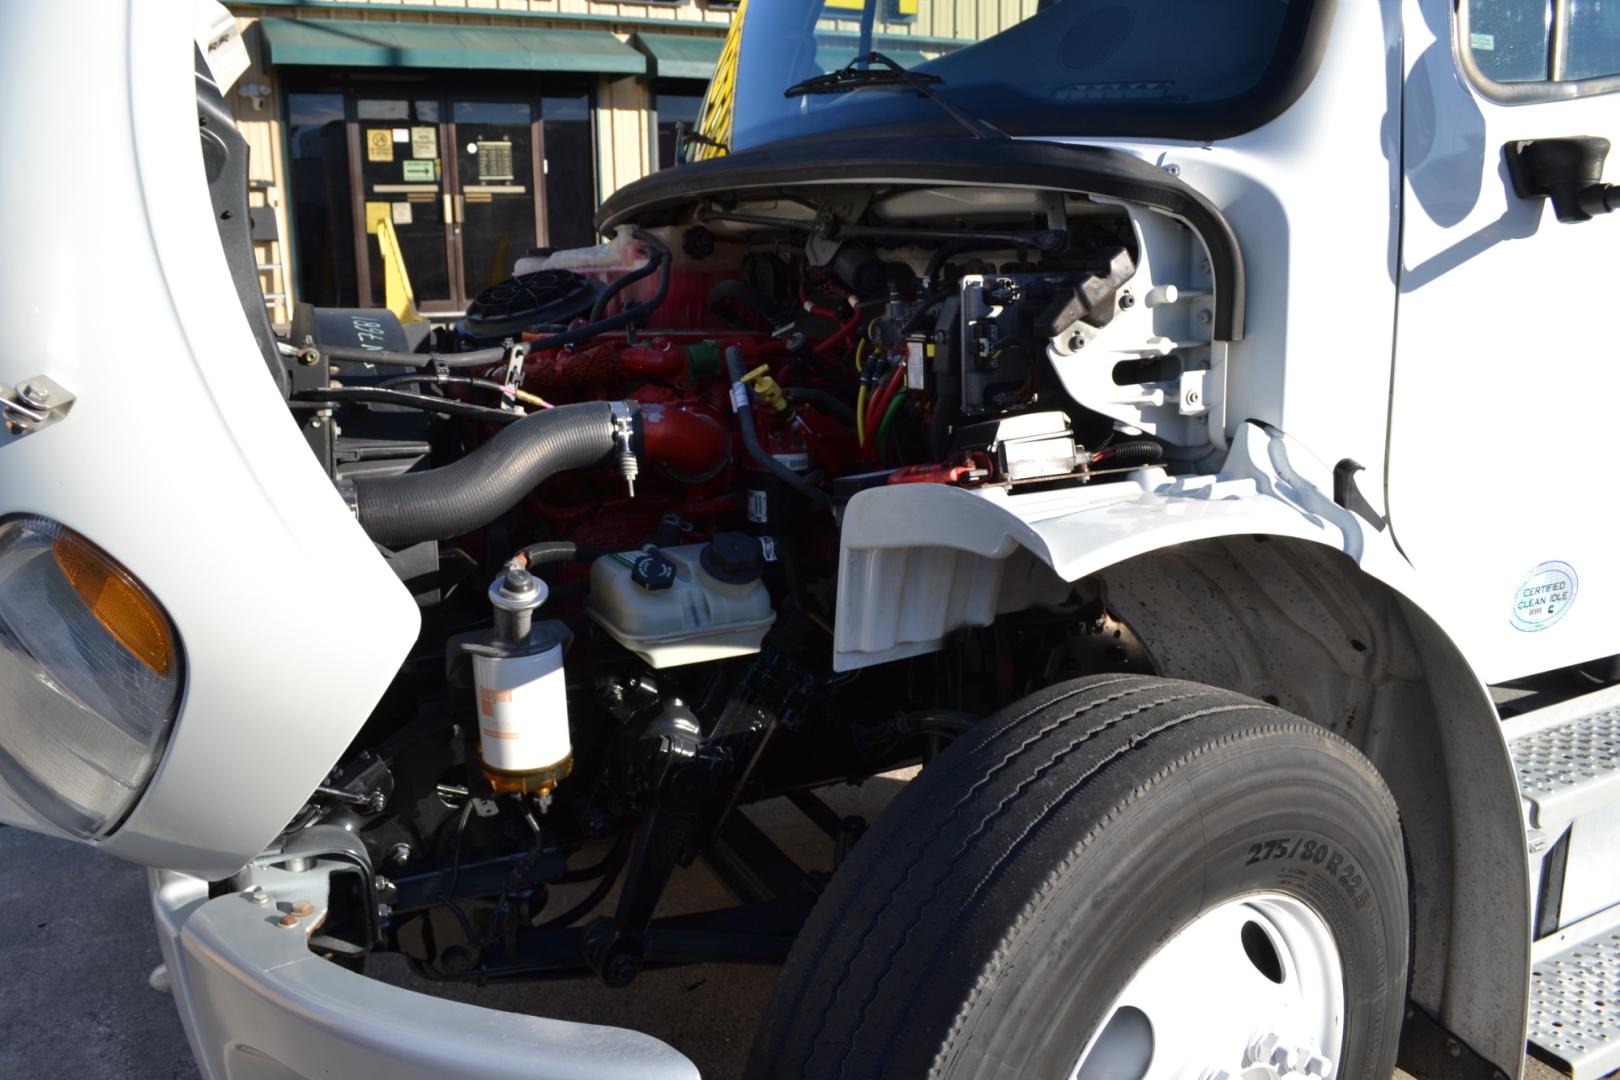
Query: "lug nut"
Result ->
[[1303, 1054, 1334, 1078], [277, 913, 301, 928], [1270, 1045, 1301, 1073], [290, 901, 316, 917], [241, 885, 270, 905], [1246, 1033, 1282, 1067]]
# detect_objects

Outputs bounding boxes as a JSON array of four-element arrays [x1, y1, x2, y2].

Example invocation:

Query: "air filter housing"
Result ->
[[460, 269, 601, 343]]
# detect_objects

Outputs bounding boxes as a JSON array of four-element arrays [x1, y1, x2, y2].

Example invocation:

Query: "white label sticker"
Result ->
[[729, 382, 749, 412], [1511, 560, 1578, 632], [906, 340, 927, 390], [759, 536, 778, 562], [747, 490, 768, 523], [392, 127, 410, 143], [1470, 32, 1496, 52]]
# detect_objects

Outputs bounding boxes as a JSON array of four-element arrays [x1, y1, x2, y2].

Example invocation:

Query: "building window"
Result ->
[[286, 92, 358, 307], [655, 82, 708, 170]]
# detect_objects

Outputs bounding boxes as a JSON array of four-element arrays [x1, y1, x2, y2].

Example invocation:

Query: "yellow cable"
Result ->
[[855, 383, 869, 448], [854, 338, 867, 374]]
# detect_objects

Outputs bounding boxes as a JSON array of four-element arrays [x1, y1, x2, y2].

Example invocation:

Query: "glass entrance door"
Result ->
[[285, 82, 599, 313], [356, 97, 454, 311], [450, 101, 541, 301]]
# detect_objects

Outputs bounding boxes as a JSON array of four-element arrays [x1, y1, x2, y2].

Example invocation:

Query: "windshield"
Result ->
[[712, 0, 1327, 153]]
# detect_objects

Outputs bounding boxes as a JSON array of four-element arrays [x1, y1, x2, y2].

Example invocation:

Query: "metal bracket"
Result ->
[[1, 376, 75, 436], [1397, 1001, 1511, 1080]]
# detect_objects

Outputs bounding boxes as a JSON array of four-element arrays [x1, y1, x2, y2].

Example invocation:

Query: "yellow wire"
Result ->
[[854, 338, 867, 374], [855, 383, 869, 449]]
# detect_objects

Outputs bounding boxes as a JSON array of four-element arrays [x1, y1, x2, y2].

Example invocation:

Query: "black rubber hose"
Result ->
[[294, 386, 522, 425], [892, 709, 979, 738], [351, 401, 623, 546], [316, 344, 510, 369], [791, 336, 860, 388], [1100, 440, 1164, 467], [724, 347, 834, 512], [522, 240, 672, 346], [588, 245, 662, 323], [517, 540, 606, 566], [381, 373, 515, 397], [898, 289, 954, 337], [785, 387, 855, 424], [534, 832, 632, 929]]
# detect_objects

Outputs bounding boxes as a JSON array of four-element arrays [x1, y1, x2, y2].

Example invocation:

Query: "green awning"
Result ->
[[258, 17, 647, 75], [631, 33, 725, 81]]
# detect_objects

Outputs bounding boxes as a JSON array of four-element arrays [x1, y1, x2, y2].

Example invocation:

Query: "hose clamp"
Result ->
[[609, 401, 639, 498], [334, 478, 360, 518], [502, 342, 527, 413]]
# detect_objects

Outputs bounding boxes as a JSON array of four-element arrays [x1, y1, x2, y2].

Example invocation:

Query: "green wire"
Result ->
[[876, 389, 908, 451]]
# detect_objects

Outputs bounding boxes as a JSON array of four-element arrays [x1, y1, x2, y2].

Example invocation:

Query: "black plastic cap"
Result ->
[[700, 533, 764, 585], [631, 553, 677, 591]]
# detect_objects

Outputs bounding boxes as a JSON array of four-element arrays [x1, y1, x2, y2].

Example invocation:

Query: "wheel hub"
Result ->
[[1071, 893, 1344, 1080]]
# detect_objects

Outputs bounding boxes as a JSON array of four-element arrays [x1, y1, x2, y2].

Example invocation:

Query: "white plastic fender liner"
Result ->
[[151, 871, 700, 1080], [833, 421, 1396, 672]]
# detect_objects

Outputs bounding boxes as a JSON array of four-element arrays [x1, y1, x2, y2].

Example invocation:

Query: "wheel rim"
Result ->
[[1069, 892, 1345, 1080]]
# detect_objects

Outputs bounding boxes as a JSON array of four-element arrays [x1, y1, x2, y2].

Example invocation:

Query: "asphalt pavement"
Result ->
[[0, 772, 1560, 1080]]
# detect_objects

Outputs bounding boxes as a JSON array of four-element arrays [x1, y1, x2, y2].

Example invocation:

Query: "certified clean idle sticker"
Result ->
[[1511, 561, 1578, 632]]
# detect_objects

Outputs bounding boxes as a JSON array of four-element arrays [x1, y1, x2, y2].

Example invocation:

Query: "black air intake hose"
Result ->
[[351, 401, 623, 546]]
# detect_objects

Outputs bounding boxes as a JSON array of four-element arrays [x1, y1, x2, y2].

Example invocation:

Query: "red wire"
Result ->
[[814, 301, 864, 358], [865, 367, 905, 448]]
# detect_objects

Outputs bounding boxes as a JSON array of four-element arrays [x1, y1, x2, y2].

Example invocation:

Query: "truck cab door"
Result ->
[[1388, 0, 1620, 682]]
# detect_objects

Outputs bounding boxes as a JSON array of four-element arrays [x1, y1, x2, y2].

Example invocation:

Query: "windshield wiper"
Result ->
[[783, 51, 1006, 141]]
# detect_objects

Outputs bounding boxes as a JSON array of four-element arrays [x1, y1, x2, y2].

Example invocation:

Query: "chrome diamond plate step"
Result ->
[[1530, 914, 1620, 1079], [1505, 684, 1620, 832]]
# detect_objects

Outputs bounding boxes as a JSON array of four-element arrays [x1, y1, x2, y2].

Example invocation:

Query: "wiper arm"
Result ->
[[783, 51, 1006, 141]]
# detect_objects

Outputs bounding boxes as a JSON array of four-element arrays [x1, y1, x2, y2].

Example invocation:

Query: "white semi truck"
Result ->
[[2, 2, 1618, 1078]]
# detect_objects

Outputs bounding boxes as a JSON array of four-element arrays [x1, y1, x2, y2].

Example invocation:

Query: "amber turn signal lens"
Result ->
[[52, 536, 174, 676]]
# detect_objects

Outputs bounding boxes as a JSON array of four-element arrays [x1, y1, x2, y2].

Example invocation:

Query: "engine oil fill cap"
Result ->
[[701, 533, 765, 585]]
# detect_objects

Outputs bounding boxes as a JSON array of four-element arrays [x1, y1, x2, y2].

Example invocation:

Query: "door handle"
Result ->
[[1504, 137, 1620, 223], [442, 193, 455, 224]]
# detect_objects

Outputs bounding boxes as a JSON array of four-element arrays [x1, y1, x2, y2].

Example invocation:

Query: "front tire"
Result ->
[[747, 675, 1409, 1080]]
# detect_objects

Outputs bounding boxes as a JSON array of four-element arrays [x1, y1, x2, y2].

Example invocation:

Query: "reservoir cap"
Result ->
[[701, 532, 764, 585]]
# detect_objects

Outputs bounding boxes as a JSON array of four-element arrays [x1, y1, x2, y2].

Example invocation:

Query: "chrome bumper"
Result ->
[[150, 868, 700, 1080]]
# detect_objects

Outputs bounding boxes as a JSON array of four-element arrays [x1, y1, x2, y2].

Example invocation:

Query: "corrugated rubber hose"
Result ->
[[351, 401, 624, 546]]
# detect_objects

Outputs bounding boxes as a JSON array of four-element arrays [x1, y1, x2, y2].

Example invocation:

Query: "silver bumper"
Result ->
[[150, 869, 700, 1080]]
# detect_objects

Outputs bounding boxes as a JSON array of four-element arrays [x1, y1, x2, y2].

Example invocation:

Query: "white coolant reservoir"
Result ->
[[513, 225, 639, 277], [588, 534, 776, 669]]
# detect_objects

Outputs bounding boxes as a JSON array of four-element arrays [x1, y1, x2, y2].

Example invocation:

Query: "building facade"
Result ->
[[223, 0, 730, 324]]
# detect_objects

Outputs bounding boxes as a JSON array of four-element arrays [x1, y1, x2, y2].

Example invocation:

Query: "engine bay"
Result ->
[[270, 177, 1218, 984]]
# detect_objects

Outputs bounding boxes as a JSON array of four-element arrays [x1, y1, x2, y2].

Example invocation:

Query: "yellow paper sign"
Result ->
[[366, 129, 394, 163]]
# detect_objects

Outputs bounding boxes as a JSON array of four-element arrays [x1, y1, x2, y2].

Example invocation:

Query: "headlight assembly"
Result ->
[[0, 516, 182, 838]]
